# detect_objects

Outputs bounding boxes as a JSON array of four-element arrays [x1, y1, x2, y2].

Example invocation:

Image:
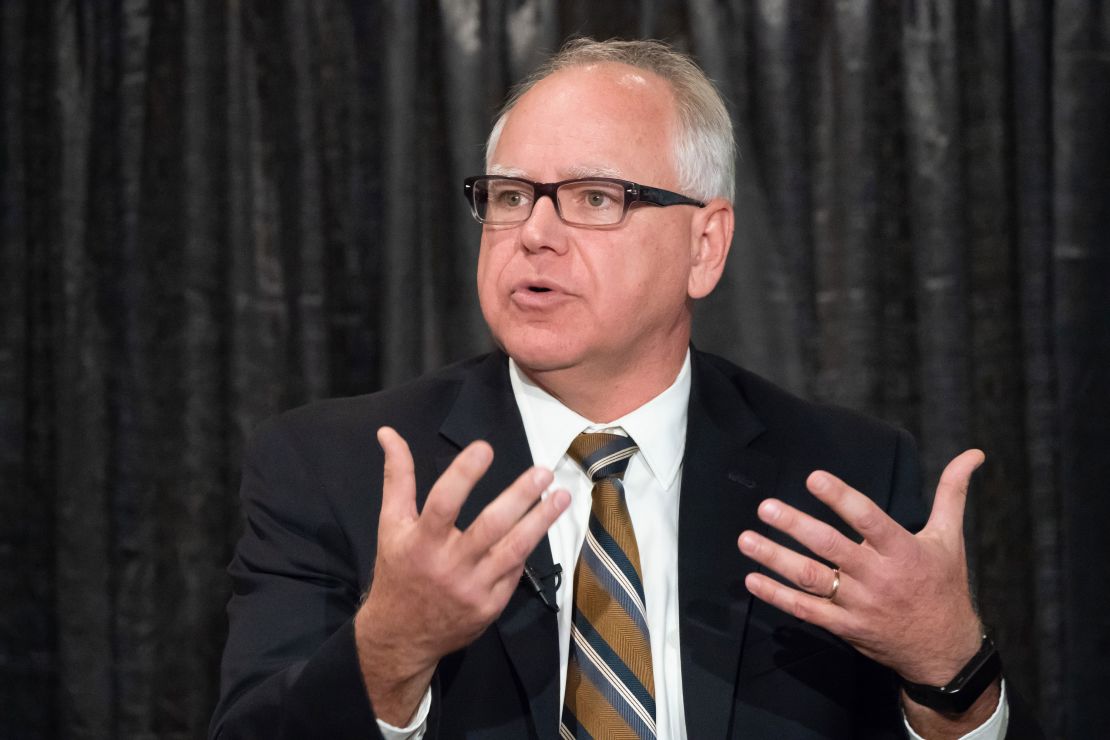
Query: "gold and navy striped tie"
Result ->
[[560, 432, 656, 740]]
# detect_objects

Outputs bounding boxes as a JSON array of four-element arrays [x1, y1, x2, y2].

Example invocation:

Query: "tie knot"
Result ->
[[567, 432, 638, 482]]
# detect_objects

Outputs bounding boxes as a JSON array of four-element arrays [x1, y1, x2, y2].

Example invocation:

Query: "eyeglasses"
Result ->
[[463, 175, 706, 228]]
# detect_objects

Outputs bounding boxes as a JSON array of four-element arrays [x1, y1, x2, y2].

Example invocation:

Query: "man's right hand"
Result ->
[[354, 426, 570, 726]]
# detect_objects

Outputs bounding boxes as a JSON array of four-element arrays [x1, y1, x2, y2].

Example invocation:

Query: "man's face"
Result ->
[[477, 63, 706, 382]]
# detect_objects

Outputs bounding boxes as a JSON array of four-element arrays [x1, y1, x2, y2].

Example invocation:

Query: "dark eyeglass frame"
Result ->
[[462, 175, 707, 228]]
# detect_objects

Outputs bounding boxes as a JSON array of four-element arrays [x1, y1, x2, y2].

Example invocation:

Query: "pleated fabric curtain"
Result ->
[[2, 1, 1106, 738]]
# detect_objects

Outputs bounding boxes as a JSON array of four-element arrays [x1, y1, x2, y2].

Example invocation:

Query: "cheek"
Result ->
[[625, 225, 693, 294], [476, 235, 527, 332], [475, 245, 501, 325], [476, 238, 505, 295], [476, 245, 490, 289]]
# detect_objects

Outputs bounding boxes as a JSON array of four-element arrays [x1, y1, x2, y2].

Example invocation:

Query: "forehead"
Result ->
[[491, 63, 679, 185]]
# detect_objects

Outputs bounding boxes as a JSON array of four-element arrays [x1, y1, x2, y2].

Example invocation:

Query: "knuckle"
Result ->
[[499, 534, 531, 564], [455, 579, 486, 610], [516, 468, 547, 495], [852, 618, 880, 645], [455, 455, 482, 479], [460, 585, 484, 611], [465, 515, 493, 544], [469, 507, 516, 548], [856, 590, 881, 618], [382, 453, 413, 478], [423, 497, 455, 522], [776, 507, 796, 528], [541, 497, 564, 524], [477, 600, 501, 624], [749, 537, 768, 561], [791, 596, 812, 621], [389, 456, 415, 473], [752, 537, 773, 563], [855, 507, 884, 533], [424, 557, 452, 586], [457, 444, 491, 478], [816, 528, 841, 557], [798, 561, 823, 591]]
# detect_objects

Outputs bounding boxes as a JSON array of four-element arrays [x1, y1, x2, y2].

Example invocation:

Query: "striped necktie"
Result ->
[[560, 432, 656, 740]]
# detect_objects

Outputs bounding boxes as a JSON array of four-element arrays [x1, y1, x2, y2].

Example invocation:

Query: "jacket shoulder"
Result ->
[[694, 350, 923, 525], [253, 353, 492, 449], [696, 351, 908, 451]]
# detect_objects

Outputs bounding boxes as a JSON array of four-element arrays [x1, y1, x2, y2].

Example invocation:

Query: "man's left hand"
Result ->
[[737, 449, 986, 688]]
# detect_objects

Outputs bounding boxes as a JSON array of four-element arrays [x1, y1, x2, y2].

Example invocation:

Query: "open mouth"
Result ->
[[528, 286, 552, 293]]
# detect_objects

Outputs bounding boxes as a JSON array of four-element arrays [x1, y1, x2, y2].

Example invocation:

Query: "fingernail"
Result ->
[[532, 467, 553, 487], [810, 473, 829, 492], [738, 532, 757, 553], [759, 500, 780, 520]]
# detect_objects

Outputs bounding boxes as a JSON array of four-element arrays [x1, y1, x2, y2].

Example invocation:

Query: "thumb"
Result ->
[[377, 426, 418, 523], [925, 448, 986, 536]]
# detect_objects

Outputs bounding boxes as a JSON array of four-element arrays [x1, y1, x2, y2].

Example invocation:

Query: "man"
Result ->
[[212, 39, 1031, 739]]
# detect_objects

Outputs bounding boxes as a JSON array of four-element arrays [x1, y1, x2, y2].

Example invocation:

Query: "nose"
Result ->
[[519, 193, 569, 255]]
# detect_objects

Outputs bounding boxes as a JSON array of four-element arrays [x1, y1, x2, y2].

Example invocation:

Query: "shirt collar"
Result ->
[[508, 350, 691, 489]]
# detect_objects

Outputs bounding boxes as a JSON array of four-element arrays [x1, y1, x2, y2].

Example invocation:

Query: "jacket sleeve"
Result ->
[[209, 416, 383, 740]]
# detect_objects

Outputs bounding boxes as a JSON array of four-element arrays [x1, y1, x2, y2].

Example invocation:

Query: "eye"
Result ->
[[494, 189, 529, 208], [584, 190, 613, 208]]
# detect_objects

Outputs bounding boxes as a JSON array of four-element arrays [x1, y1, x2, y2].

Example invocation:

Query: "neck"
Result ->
[[516, 340, 689, 423]]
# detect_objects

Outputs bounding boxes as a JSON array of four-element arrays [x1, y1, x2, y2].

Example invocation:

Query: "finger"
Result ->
[[738, 530, 844, 599], [806, 472, 907, 554], [744, 571, 849, 633], [926, 449, 985, 536], [418, 441, 494, 535], [461, 466, 554, 557], [481, 488, 572, 581], [752, 499, 862, 570], [377, 426, 418, 523]]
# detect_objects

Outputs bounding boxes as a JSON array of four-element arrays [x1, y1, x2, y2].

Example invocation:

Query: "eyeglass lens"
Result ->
[[474, 178, 627, 226]]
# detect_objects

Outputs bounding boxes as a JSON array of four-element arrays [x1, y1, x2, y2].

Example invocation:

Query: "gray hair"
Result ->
[[485, 37, 735, 203]]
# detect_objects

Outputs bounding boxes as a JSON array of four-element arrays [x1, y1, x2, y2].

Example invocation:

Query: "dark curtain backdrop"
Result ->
[[2, 1, 1107, 738]]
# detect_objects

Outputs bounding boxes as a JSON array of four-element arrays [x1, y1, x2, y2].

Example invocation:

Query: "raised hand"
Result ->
[[737, 450, 995, 723], [355, 427, 570, 725]]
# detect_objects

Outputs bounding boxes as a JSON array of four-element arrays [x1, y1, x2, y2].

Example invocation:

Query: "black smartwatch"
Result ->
[[901, 635, 1002, 714]]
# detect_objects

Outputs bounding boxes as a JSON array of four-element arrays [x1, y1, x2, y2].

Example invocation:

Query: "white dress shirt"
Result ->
[[378, 350, 1007, 739], [511, 353, 691, 740]]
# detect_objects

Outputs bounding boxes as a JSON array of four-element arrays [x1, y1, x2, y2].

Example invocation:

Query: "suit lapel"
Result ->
[[438, 352, 561, 739], [436, 350, 780, 738], [679, 351, 779, 739]]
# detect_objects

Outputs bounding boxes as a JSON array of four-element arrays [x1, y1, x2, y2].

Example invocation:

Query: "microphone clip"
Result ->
[[521, 563, 563, 612]]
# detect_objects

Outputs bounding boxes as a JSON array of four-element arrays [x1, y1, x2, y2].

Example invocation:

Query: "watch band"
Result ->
[[901, 635, 1002, 714]]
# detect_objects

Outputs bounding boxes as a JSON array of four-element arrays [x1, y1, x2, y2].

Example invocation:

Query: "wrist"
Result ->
[[356, 589, 439, 675], [355, 598, 437, 725], [899, 618, 983, 686], [902, 676, 1001, 738], [901, 634, 1002, 716]]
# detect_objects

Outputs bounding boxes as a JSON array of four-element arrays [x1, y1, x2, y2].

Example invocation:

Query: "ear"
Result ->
[[687, 198, 734, 299]]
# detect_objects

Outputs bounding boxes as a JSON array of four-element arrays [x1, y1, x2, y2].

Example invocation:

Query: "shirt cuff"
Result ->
[[375, 686, 432, 740], [903, 679, 1009, 740]]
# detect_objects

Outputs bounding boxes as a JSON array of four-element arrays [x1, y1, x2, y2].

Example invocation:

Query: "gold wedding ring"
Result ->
[[826, 567, 841, 601]]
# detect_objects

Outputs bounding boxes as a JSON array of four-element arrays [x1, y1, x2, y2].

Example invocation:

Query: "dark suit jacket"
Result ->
[[210, 349, 1031, 739]]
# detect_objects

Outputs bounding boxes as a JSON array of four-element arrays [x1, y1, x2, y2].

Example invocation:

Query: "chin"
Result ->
[[493, 328, 586, 373]]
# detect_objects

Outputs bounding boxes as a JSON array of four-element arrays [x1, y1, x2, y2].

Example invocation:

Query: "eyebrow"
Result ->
[[486, 164, 627, 181], [487, 164, 528, 178], [566, 164, 624, 179]]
